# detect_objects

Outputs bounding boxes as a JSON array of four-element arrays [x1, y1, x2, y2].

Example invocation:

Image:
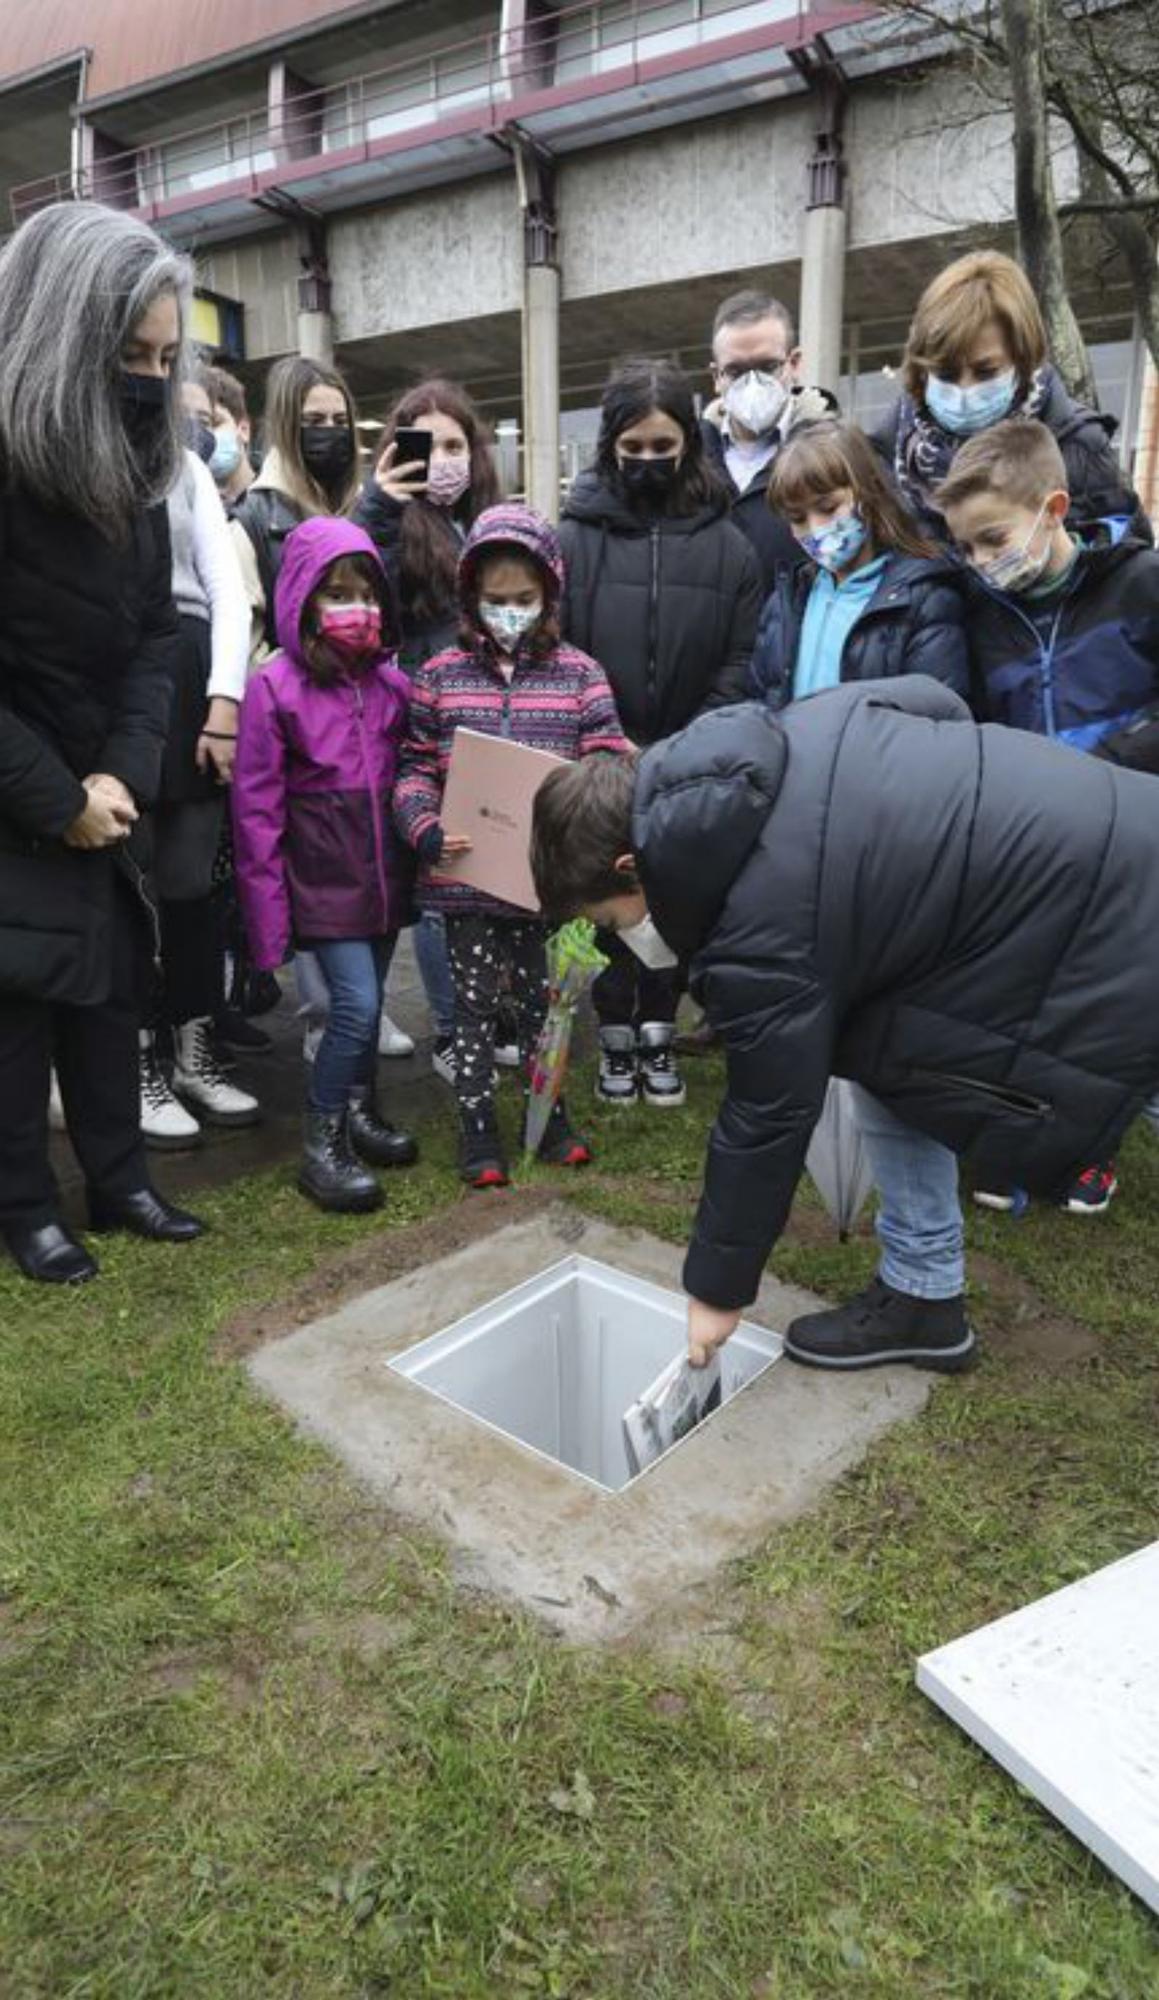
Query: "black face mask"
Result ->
[[184, 416, 217, 465], [617, 455, 680, 506], [120, 371, 171, 475], [300, 424, 355, 487]]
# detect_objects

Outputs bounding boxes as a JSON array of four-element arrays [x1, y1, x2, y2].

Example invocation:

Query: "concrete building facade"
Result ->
[[2, 0, 1154, 515]]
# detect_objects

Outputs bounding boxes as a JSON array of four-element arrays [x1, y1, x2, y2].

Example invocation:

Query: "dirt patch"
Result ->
[[139, 1646, 263, 1711], [290, 1611, 414, 1659], [217, 1183, 560, 1360]]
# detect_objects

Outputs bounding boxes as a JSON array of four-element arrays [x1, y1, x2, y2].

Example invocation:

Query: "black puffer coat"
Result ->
[[560, 471, 763, 745], [749, 552, 970, 708], [352, 478, 463, 671], [634, 678, 1159, 1309], [873, 365, 1152, 545], [0, 481, 179, 1005]]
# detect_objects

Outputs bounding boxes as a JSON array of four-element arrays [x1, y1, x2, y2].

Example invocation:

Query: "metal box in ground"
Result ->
[[388, 1253, 782, 1494]]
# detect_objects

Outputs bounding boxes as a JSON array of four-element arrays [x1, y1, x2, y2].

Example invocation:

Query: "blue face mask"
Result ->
[[798, 507, 869, 573], [209, 428, 243, 483], [925, 369, 1017, 436]]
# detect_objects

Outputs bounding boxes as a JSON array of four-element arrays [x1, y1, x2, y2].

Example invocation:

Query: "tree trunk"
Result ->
[[1101, 214, 1159, 378], [999, 0, 1099, 404]]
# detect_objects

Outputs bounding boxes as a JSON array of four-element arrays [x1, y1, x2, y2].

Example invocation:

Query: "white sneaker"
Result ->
[[173, 1018, 261, 1127], [494, 1042, 520, 1070], [378, 1011, 415, 1058], [49, 1069, 66, 1133], [140, 1032, 202, 1150], [302, 1022, 324, 1065]]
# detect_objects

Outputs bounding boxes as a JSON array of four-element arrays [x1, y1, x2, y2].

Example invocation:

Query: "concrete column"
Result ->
[[513, 136, 560, 521], [297, 306, 334, 364], [799, 201, 847, 399], [522, 261, 561, 520]]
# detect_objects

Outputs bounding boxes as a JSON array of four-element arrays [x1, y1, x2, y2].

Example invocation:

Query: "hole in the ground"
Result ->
[[388, 1255, 782, 1494]]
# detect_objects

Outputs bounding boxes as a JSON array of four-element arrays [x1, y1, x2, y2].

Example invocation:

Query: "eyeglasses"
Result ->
[[715, 357, 790, 382]]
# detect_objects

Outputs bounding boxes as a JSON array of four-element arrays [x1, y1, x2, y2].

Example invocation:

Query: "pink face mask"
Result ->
[[317, 602, 382, 660], [426, 456, 472, 508]]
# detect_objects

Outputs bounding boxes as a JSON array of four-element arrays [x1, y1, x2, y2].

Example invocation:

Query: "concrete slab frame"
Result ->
[[247, 1206, 934, 1642]]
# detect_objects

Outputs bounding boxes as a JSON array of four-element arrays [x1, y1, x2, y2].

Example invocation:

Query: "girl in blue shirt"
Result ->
[[749, 420, 969, 709]]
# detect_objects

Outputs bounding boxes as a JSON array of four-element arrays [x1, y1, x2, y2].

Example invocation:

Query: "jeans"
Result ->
[[851, 1086, 965, 1300], [413, 911, 456, 1040], [307, 936, 394, 1114]]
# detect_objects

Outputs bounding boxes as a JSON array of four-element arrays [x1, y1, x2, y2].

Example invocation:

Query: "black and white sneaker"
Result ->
[[637, 1022, 686, 1108], [432, 1035, 457, 1086], [784, 1277, 977, 1373], [597, 1027, 638, 1104]]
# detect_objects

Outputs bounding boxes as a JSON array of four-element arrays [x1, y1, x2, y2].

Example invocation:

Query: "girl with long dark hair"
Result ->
[[559, 357, 762, 1110], [355, 378, 503, 1079]]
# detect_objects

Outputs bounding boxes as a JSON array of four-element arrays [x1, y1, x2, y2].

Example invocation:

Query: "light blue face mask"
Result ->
[[798, 507, 869, 574], [925, 369, 1018, 436], [209, 428, 243, 483]]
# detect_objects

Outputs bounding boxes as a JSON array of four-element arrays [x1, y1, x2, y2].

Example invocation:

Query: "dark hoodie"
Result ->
[[632, 679, 1159, 1308], [559, 470, 763, 746]]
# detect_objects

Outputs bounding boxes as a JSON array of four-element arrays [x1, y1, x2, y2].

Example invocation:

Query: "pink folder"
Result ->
[[434, 728, 566, 913]]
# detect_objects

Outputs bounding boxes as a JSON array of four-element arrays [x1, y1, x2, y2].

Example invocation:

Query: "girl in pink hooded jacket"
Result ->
[[233, 517, 418, 1213]]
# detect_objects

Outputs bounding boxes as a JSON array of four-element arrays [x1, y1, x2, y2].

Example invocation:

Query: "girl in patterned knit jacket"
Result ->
[[394, 503, 630, 1187]]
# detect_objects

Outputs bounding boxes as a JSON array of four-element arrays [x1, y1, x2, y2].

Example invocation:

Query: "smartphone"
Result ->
[[394, 426, 433, 483]]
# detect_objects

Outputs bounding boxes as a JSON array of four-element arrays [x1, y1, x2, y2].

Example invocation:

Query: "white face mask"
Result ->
[[723, 369, 790, 439], [619, 913, 678, 970], [479, 601, 542, 652]]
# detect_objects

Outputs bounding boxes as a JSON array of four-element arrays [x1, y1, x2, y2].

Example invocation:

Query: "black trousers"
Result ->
[[592, 929, 681, 1029], [152, 796, 226, 1029], [0, 883, 150, 1228], [444, 913, 549, 1127]]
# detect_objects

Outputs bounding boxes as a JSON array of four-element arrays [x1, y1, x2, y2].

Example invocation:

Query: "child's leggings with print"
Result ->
[[444, 913, 549, 1128]]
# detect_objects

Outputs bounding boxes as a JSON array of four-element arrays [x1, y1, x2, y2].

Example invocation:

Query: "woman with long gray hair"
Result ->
[[0, 200, 206, 1283]]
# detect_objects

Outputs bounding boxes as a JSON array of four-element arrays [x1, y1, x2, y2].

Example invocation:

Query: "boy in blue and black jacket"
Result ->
[[940, 415, 1159, 1214]]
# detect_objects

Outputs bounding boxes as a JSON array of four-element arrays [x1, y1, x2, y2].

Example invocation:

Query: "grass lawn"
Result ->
[[2, 1059, 1158, 1998]]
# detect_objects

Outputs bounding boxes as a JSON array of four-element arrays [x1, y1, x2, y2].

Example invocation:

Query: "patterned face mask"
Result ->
[[975, 502, 1053, 595], [317, 602, 382, 659], [797, 507, 869, 573], [479, 601, 542, 651], [427, 456, 472, 508]]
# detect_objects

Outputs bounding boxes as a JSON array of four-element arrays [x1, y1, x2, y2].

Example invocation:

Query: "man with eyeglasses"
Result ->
[[701, 289, 837, 592]]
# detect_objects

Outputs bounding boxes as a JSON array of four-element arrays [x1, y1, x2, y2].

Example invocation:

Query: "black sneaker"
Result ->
[[784, 1277, 977, 1373], [533, 1098, 592, 1168], [459, 1115, 509, 1190], [1060, 1161, 1118, 1215]]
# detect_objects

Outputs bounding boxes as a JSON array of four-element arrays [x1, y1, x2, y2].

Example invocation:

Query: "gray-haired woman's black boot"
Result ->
[[298, 1109, 382, 1213]]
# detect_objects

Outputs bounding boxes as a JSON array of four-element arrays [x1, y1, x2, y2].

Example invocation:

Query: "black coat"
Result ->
[[559, 472, 763, 745], [873, 365, 1152, 546], [0, 481, 179, 1005], [749, 552, 971, 708], [634, 679, 1159, 1309], [352, 478, 461, 671]]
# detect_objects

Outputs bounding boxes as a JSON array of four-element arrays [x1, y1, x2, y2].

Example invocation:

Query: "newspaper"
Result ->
[[622, 1352, 723, 1476]]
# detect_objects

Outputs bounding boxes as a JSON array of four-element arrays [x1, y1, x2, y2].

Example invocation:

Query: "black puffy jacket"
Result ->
[[0, 480, 179, 1004], [559, 471, 763, 745], [352, 478, 462, 671], [873, 365, 1152, 546], [749, 552, 970, 708], [634, 679, 1159, 1309]]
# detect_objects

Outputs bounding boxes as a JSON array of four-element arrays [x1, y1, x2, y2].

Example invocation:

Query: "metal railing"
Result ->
[[10, 0, 807, 225]]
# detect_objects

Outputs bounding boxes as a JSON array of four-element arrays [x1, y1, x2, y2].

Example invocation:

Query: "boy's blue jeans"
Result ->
[[413, 912, 456, 1041], [851, 1086, 965, 1300], [308, 936, 395, 1115]]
